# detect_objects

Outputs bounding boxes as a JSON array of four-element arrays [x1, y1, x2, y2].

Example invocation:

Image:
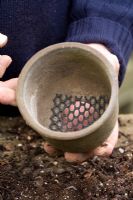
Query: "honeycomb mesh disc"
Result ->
[[49, 94, 109, 132]]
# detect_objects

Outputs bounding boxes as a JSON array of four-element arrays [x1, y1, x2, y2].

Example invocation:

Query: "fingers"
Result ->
[[0, 78, 18, 90], [0, 33, 8, 48], [64, 152, 90, 163], [0, 33, 16, 106], [92, 121, 118, 156], [0, 87, 16, 106], [0, 55, 12, 78], [0, 79, 17, 106], [0, 34, 12, 78], [44, 142, 91, 163], [43, 142, 58, 155], [64, 121, 118, 162]]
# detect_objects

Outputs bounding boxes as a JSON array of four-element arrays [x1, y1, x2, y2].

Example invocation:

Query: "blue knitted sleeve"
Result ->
[[66, 0, 133, 85]]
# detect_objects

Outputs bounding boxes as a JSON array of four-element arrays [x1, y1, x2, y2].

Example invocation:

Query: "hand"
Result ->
[[43, 43, 120, 162], [0, 33, 18, 106]]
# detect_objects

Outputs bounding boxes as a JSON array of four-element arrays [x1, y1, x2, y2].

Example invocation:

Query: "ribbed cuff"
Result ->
[[66, 17, 133, 85]]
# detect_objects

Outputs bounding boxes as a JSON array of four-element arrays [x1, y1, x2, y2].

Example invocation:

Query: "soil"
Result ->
[[0, 115, 133, 200]]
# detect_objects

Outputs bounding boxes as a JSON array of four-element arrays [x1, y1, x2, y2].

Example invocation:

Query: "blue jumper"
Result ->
[[0, 0, 133, 114]]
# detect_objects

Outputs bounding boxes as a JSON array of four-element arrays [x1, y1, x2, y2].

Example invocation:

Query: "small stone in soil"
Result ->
[[34, 176, 44, 187], [119, 148, 125, 154]]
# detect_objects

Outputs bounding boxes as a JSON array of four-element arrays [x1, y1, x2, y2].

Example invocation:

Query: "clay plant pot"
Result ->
[[17, 42, 118, 153]]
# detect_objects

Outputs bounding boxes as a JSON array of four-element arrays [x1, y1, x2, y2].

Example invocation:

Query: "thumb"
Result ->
[[88, 43, 120, 75]]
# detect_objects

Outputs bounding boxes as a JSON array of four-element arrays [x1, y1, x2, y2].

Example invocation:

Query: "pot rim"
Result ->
[[17, 42, 118, 140]]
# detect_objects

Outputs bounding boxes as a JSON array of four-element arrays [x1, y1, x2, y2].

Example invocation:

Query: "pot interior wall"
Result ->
[[23, 48, 111, 129]]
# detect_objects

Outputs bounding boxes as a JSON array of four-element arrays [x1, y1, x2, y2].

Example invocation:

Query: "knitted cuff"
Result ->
[[66, 17, 133, 85]]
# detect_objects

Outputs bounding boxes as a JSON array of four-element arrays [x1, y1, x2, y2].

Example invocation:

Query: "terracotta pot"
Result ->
[[17, 42, 118, 152]]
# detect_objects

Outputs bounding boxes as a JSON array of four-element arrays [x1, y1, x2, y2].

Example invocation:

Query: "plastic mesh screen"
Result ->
[[49, 94, 109, 132]]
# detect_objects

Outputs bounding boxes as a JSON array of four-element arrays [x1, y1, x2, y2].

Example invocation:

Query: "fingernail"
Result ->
[[0, 33, 8, 48]]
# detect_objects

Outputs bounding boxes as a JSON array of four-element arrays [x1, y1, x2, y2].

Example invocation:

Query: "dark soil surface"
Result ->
[[0, 115, 133, 200]]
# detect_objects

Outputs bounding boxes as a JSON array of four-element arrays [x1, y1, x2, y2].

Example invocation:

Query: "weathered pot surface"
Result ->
[[17, 42, 118, 152]]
